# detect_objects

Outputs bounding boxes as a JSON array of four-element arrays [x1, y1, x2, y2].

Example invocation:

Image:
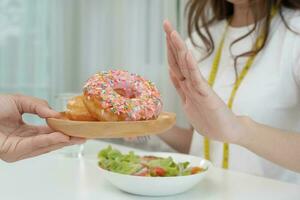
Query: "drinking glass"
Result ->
[[54, 93, 85, 158]]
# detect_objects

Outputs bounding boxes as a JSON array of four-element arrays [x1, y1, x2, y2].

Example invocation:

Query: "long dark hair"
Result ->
[[186, 0, 300, 74]]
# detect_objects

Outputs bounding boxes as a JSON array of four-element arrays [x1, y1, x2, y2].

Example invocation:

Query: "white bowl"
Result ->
[[98, 152, 212, 196]]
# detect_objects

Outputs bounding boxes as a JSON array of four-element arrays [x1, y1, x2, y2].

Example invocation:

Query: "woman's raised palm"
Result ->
[[163, 20, 245, 144]]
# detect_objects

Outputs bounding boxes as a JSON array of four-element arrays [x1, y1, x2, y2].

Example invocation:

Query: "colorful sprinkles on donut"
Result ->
[[83, 70, 163, 121]]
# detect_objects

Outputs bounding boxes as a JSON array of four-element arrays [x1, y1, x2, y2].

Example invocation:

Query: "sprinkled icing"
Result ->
[[83, 70, 163, 121]]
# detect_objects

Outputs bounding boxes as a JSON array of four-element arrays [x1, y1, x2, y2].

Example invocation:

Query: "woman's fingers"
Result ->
[[34, 125, 54, 134], [17, 142, 72, 161], [30, 132, 71, 148], [12, 94, 60, 118], [11, 124, 54, 137], [163, 20, 174, 35], [164, 20, 185, 81], [166, 36, 183, 80], [169, 69, 186, 103], [164, 20, 209, 99], [0, 132, 82, 162], [163, 21, 177, 57], [185, 51, 209, 97], [170, 31, 190, 79], [28, 132, 84, 151], [14, 133, 85, 161], [166, 34, 185, 80]]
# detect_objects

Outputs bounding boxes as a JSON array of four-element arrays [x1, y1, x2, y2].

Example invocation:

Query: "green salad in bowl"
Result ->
[[98, 146, 204, 177]]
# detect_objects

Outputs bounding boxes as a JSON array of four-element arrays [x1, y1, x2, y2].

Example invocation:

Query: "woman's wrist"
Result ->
[[232, 115, 258, 147], [158, 126, 193, 154]]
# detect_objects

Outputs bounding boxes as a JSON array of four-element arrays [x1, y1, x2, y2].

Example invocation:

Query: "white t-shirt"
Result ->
[[187, 8, 300, 184]]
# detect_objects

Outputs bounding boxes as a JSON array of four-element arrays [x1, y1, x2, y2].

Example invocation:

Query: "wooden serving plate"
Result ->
[[46, 112, 176, 139]]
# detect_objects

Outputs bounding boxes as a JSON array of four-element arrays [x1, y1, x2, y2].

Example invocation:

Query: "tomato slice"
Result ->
[[191, 167, 203, 174], [153, 167, 166, 176]]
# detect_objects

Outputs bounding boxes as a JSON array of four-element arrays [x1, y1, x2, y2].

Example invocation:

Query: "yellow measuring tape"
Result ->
[[204, 8, 277, 169]]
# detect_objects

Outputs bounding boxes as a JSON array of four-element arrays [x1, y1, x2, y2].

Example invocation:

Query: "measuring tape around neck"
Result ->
[[203, 8, 277, 169]]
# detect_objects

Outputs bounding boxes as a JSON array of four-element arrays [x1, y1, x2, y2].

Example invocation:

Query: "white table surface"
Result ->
[[1, 140, 299, 200]]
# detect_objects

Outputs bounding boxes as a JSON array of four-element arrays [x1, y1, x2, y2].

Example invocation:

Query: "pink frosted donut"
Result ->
[[82, 70, 163, 121]]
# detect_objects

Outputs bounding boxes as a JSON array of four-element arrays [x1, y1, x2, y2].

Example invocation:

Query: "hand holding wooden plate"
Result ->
[[46, 112, 176, 139]]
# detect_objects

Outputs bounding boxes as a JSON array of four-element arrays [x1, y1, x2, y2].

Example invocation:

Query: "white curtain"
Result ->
[[0, 0, 188, 128], [0, 0, 50, 98]]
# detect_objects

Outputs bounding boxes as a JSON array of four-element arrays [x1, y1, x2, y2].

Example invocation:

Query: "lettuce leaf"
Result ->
[[98, 146, 201, 177]]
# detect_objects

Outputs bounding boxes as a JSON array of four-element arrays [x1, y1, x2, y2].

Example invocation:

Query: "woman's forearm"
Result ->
[[238, 117, 300, 172], [159, 125, 193, 154]]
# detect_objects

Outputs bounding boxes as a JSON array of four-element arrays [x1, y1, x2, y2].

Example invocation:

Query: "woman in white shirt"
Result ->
[[160, 0, 300, 183]]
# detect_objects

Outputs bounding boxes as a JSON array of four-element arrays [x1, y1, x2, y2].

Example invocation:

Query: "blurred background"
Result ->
[[0, 0, 188, 151]]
